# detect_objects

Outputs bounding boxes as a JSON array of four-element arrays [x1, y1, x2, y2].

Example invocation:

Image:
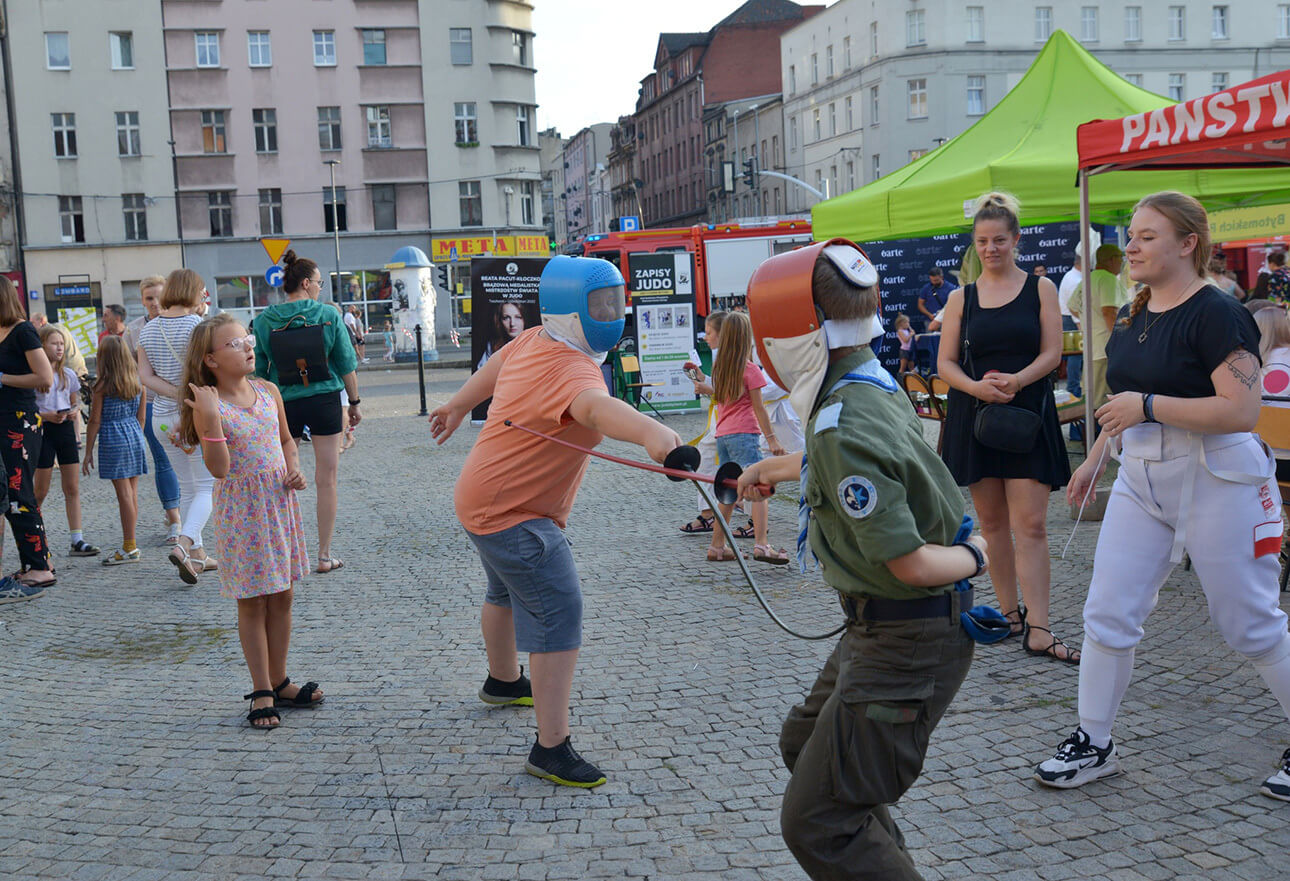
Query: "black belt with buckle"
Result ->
[[840, 587, 971, 623]]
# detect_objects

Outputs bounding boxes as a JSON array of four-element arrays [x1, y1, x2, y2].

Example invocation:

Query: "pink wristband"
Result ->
[[202, 436, 227, 443]]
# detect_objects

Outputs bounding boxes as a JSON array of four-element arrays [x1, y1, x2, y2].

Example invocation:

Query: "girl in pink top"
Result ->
[[706, 312, 788, 564]]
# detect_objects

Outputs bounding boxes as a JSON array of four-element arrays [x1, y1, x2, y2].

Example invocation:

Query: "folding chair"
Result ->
[[1056, 395, 1089, 455], [619, 353, 664, 418], [1255, 405, 1290, 592], [902, 372, 946, 453]]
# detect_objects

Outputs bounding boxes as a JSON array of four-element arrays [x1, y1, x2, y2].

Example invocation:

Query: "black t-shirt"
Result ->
[[0, 321, 42, 409], [1105, 285, 1260, 399]]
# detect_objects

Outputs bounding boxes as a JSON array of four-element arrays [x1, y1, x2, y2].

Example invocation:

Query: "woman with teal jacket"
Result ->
[[253, 250, 362, 573]]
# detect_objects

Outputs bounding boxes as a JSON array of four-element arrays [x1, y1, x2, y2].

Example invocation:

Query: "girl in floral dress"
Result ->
[[178, 314, 319, 731]]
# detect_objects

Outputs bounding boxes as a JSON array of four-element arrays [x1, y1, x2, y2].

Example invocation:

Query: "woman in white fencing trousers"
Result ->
[[1034, 191, 1290, 802]]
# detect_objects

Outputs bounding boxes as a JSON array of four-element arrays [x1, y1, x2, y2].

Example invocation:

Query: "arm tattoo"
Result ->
[[1225, 351, 1259, 390]]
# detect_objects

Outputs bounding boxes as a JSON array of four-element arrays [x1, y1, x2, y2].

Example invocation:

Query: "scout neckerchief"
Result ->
[[797, 357, 901, 572]]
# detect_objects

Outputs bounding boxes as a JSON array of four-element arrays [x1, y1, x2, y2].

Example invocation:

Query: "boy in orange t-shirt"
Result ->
[[429, 256, 682, 788]]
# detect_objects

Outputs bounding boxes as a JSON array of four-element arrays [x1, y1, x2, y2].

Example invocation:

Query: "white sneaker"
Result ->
[[1261, 748, 1290, 801], [361, 357, 371, 364], [1034, 727, 1121, 789], [102, 548, 142, 566]]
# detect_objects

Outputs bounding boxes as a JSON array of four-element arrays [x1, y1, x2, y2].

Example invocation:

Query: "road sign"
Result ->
[[261, 237, 290, 264], [449, 246, 459, 263], [265, 265, 284, 287], [620, 216, 641, 231]]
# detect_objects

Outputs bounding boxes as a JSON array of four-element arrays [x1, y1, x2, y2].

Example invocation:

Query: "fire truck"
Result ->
[[576, 219, 813, 316]]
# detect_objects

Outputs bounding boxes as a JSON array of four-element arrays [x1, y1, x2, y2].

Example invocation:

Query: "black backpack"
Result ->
[[269, 313, 332, 388]]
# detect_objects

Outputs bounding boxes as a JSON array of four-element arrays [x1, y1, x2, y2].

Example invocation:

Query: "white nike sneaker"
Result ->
[[1260, 748, 1290, 802], [1034, 727, 1121, 789]]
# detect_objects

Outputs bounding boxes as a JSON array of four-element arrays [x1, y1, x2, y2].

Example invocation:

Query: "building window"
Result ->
[[906, 9, 926, 46], [826, 45, 834, 78], [966, 7, 984, 42], [259, 188, 283, 235], [844, 36, 852, 68], [252, 108, 277, 153], [1124, 73, 1143, 86], [1125, 6, 1142, 41], [1169, 6, 1186, 40], [521, 181, 535, 225], [1080, 7, 1099, 42], [366, 106, 392, 148], [123, 193, 147, 241], [318, 106, 341, 150], [454, 102, 477, 144], [1281, 5, 1290, 39], [371, 184, 396, 231], [772, 134, 779, 163], [1212, 5, 1229, 39], [195, 32, 220, 67], [789, 65, 796, 94], [845, 96, 854, 130], [313, 30, 336, 66], [45, 32, 70, 70], [789, 115, 798, 149], [869, 21, 878, 59], [59, 196, 84, 242], [907, 78, 927, 119], [516, 105, 531, 146], [248, 31, 272, 67], [208, 191, 232, 237], [450, 28, 472, 65], [200, 110, 226, 153], [828, 102, 837, 136], [1212, 71, 1229, 92], [116, 111, 141, 157], [872, 153, 880, 180], [363, 29, 386, 65], [512, 31, 529, 66], [110, 32, 134, 69], [846, 161, 855, 190], [870, 85, 880, 125], [1169, 73, 1186, 101], [1035, 7, 1052, 42], [51, 113, 76, 158], [459, 180, 483, 227], [322, 186, 347, 232], [811, 53, 818, 85], [812, 108, 821, 140], [967, 76, 986, 115]]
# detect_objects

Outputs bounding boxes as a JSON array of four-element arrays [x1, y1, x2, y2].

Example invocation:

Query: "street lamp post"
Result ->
[[751, 105, 762, 216], [324, 159, 341, 304], [169, 139, 185, 266]]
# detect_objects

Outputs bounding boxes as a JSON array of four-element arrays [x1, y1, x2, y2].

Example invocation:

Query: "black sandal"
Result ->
[[1002, 607, 1026, 639], [732, 519, 756, 540], [244, 690, 281, 729], [274, 676, 323, 708], [679, 514, 714, 535], [1023, 625, 1080, 665]]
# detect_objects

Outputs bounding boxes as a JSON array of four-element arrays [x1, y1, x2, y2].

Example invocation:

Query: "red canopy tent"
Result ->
[[1074, 69, 1290, 428]]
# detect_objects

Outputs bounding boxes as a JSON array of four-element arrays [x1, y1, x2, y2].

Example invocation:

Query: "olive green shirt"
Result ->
[[803, 348, 965, 600]]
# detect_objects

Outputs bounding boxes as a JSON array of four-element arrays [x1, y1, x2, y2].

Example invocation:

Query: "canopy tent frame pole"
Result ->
[[1079, 168, 1095, 436]]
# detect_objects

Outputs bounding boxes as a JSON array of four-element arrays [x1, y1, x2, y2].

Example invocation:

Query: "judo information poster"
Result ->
[[628, 253, 700, 413]]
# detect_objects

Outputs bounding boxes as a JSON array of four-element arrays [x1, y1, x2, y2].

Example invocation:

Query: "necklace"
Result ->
[[1137, 282, 1200, 343]]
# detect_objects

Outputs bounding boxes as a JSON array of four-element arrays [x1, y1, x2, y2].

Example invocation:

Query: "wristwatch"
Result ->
[[955, 540, 987, 579]]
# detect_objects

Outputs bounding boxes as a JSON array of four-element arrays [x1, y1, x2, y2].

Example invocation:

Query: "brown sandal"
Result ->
[[706, 546, 742, 562]]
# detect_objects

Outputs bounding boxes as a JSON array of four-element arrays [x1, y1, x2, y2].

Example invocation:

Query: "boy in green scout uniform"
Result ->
[[740, 240, 989, 881]]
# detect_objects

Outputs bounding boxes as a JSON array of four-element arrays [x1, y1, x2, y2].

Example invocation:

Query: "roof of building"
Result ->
[[658, 32, 711, 55], [715, 0, 806, 28]]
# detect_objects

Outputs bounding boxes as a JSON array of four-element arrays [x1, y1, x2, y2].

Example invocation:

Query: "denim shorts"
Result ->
[[466, 518, 582, 653], [716, 432, 762, 469]]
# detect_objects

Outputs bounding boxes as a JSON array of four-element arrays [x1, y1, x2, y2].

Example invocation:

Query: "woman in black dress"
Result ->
[[938, 192, 1075, 662]]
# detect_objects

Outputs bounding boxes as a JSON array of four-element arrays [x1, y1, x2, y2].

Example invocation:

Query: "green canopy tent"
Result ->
[[812, 29, 1290, 242]]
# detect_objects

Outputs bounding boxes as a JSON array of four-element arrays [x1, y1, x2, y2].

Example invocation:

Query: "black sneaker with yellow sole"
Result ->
[[525, 736, 607, 788], [478, 666, 534, 707]]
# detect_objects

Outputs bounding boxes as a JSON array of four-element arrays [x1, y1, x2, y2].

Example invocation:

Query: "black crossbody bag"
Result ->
[[269, 313, 333, 388], [960, 285, 1048, 455]]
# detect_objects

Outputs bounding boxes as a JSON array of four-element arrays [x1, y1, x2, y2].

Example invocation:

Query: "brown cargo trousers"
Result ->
[[779, 610, 974, 881]]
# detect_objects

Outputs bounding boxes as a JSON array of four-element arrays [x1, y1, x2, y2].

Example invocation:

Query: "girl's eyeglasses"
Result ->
[[221, 334, 256, 352]]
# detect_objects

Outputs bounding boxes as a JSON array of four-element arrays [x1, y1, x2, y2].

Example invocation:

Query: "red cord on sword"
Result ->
[[502, 419, 845, 641]]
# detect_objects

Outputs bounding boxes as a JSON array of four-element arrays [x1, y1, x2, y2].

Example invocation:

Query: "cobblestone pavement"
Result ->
[[1, 367, 1288, 880]]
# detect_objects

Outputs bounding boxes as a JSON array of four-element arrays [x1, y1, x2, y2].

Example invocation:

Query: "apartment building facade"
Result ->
[[6, 0, 181, 323], [538, 127, 566, 247], [782, 0, 1290, 213], [702, 95, 789, 223], [561, 123, 613, 244]]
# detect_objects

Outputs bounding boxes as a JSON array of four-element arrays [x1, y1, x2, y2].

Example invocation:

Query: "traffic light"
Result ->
[[433, 263, 449, 291], [742, 157, 758, 189]]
